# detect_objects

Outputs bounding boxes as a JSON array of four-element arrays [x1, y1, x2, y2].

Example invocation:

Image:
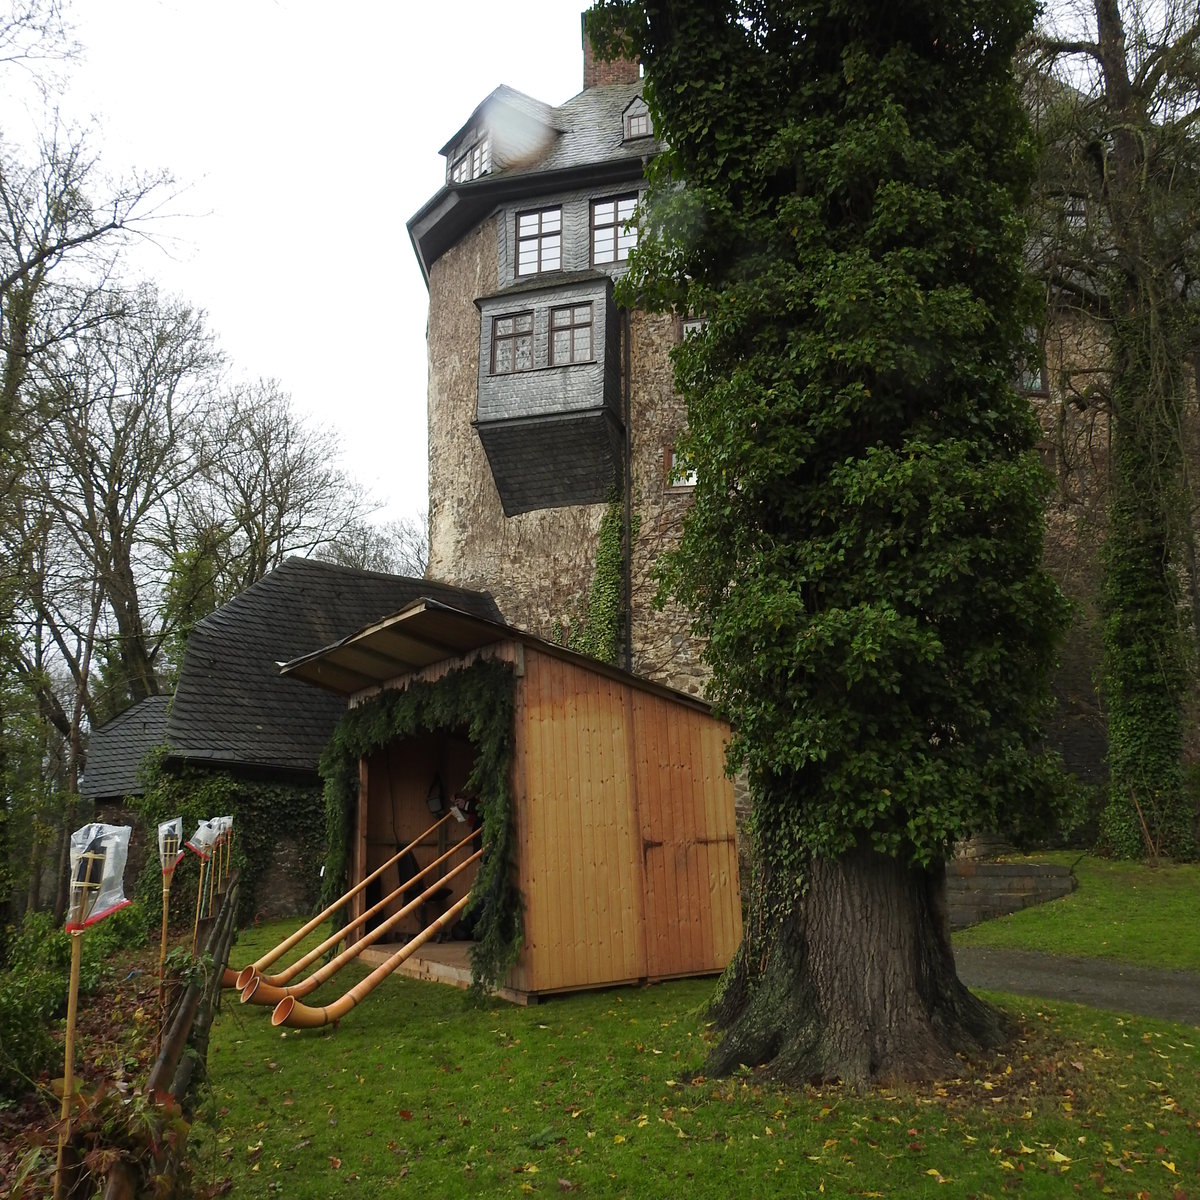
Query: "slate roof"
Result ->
[[534, 82, 653, 176], [81, 694, 172, 800], [165, 558, 502, 776], [409, 81, 662, 281], [439, 85, 562, 157]]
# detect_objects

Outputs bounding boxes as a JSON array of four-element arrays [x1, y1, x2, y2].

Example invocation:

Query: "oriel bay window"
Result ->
[[591, 195, 637, 265], [550, 303, 593, 365], [491, 311, 534, 374], [516, 207, 562, 276]]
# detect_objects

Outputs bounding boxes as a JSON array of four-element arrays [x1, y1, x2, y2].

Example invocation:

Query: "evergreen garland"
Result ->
[[318, 658, 521, 992]]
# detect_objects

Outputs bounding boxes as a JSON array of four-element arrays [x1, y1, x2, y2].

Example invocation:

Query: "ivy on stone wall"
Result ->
[[134, 748, 326, 927], [559, 494, 643, 668], [318, 658, 521, 993]]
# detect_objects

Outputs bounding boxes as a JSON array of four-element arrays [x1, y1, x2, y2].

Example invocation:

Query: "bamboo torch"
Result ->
[[219, 815, 234, 892], [55, 823, 131, 1200], [156, 817, 184, 1028], [186, 820, 216, 956]]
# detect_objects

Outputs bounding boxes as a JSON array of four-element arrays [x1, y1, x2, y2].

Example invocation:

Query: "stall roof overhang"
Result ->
[[278, 599, 508, 696], [278, 597, 717, 718]]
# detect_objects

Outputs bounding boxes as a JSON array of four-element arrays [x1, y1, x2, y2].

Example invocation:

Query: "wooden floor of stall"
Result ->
[[355, 940, 534, 1005]]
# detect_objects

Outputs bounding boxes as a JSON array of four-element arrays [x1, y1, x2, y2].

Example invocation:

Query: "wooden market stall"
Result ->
[[282, 599, 742, 1003]]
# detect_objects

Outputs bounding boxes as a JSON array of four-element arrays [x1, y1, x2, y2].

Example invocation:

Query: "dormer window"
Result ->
[[516, 207, 562, 275], [450, 137, 491, 183], [623, 97, 652, 141]]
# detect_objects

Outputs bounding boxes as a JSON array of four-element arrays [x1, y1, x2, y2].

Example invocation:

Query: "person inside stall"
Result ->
[[448, 791, 483, 940]]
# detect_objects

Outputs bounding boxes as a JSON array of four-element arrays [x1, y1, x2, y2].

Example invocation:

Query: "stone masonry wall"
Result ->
[[946, 860, 1077, 930], [427, 227, 710, 700], [427, 217, 608, 640]]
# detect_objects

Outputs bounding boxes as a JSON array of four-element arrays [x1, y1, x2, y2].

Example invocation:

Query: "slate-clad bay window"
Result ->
[[491, 312, 534, 375], [517, 207, 562, 276], [450, 138, 490, 183], [550, 304, 593, 365], [591, 195, 638, 265]]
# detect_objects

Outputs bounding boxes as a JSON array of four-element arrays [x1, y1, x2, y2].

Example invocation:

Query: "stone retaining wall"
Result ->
[[947, 860, 1076, 930]]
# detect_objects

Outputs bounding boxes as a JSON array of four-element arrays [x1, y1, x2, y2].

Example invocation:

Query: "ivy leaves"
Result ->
[[593, 0, 1070, 866], [318, 660, 521, 992]]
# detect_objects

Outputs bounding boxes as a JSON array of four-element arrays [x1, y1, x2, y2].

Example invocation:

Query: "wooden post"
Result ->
[[191, 857, 208, 957], [54, 930, 83, 1200]]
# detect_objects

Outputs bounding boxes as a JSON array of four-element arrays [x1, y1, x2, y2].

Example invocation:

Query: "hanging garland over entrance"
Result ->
[[318, 658, 520, 992]]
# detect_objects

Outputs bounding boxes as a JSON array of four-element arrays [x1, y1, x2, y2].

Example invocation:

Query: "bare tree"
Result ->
[[318, 511, 429, 578], [24, 283, 219, 706], [185, 379, 374, 595]]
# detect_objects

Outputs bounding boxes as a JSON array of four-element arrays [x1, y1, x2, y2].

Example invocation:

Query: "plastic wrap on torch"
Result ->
[[158, 816, 185, 874], [185, 819, 216, 859], [65, 823, 132, 931]]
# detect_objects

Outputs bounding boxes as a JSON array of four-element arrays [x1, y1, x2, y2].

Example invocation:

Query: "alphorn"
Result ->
[[240, 848, 483, 1006], [246, 828, 479, 989], [272, 894, 473, 1029], [229, 811, 455, 990]]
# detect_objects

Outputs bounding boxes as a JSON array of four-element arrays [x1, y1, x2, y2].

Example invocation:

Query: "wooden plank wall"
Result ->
[[514, 646, 741, 995], [629, 690, 741, 980], [513, 648, 645, 993]]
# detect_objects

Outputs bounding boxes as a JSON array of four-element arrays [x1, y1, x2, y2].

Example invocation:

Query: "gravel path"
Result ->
[[955, 946, 1200, 1026]]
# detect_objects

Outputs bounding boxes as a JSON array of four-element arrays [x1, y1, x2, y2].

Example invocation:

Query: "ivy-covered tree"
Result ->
[[589, 0, 1070, 1083], [1026, 0, 1200, 860]]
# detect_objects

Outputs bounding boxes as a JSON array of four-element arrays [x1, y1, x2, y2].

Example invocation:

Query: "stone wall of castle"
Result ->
[[426, 218, 612, 651], [426, 225, 711, 701]]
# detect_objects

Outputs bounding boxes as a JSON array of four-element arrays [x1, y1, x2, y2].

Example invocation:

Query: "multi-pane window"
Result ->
[[450, 138, 490, 183], [591, 195, 638, 265], [1018, 361, 1049, 396], [1017, 326, 1049, 395], [516, 208, 562, 275], [550, 304, 593, 365], [625, 109, 650, 139], [491, 312, 534, 375]]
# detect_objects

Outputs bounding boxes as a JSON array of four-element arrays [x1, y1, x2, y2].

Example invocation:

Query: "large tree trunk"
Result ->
[[708, 843, 1006, 1087]]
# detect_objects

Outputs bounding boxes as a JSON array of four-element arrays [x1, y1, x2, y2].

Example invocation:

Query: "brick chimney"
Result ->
[[582, 13, 640, 88]]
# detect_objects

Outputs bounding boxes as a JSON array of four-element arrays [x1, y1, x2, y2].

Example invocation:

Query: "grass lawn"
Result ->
[[952, 854, 1200, 972], [198, 920, 1200, 1199]]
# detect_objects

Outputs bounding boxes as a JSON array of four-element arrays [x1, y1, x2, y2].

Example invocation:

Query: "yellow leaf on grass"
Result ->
[[999, 1160, 1015, 1170], [1018, 1142, 1036, 1154], [1162, 1160, 1178, 1174], [613, 1134, 625, 1144], [1048, 1149, 1071, 1163]]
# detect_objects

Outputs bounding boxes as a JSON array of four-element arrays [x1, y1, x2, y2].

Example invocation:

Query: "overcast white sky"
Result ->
[[45, 1, 590, 525]]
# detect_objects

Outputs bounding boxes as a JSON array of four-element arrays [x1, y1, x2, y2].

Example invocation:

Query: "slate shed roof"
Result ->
[[81, 694, 172, 800], [165, 558, 502, 777]]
